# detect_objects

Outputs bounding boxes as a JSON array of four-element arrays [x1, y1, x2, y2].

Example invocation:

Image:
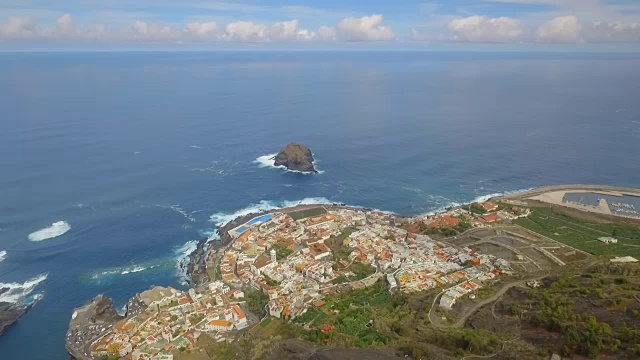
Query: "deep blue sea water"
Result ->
[[0, 51, 639, 359]]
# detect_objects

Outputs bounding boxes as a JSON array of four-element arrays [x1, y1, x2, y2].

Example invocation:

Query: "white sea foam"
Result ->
[[174, 240, 199, 259], [120, 265, 148, 275], [422, 188, 533, 216], [209, 197, 333, 227], [90, 263, 162, 282], [0, 273, 48, 304], [254, 153, 324, 174], [174, 239, 201, 285], [157, 204, 197, 222], [189, 145, 204, 149], [0, 250, 6, 262], [28, 221, 71, 241]]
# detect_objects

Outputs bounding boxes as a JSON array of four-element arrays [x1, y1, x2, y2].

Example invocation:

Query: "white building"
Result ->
[[598, 237, 618, 244]]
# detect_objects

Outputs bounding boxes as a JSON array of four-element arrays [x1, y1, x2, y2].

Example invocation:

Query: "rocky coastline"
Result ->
[[0, 301, 28, 336], [66, 295, 124, 360]]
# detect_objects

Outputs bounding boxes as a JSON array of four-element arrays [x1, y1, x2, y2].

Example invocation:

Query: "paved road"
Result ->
[[429, 275, 546, 329]]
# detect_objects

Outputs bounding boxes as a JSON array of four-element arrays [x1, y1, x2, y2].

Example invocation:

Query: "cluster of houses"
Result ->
[[213, 208, 390, 321], [89, 282, 248, 359], [86, 202, 525, 359], [420, 201, 531, 232]]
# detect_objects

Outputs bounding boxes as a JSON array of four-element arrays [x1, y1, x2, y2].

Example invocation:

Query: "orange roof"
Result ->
[[237, 230, 252, 242], [253, 255, 272, 269], [481, 202, 498, 211], [313, 300, 326, 308], [309, 243, 330, 256], [208, 319, 232, 327], [480, 213, 500, 223], [232, 305, 246, 319], [114, 320, 136, 332], [429, 215, 460, 229]]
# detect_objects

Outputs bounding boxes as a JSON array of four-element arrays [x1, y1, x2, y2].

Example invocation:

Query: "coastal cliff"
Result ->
[[66, 295, 124, 359], [0, 301, 27, 336], [273, 142, 317, 173]]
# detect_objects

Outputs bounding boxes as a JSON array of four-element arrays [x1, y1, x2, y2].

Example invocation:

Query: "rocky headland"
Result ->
[[273, 142, 317, 173], [0, 301, 28, 336]]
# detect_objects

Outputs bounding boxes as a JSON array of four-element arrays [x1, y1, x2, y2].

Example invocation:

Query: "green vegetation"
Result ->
[[245, 288, 269, 317], [432, 328, 501, 355], [467, 203, 487, 215], [295, 279, 394, 348], [516, 263, 640, 358], [325, 227, 358, 261], [289, 207, 327, 221], [346, 261, 376, 280], [263, 274, 280, 287], [515, 207, 640, 257], [269, 245, 293, 260], [189, 313, 205, 326], [259, 317, 272, 328]]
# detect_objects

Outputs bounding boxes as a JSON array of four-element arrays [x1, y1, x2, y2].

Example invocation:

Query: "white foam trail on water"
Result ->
[[254, 153, 324, 174], [28, 221, 71, 241], [0, 250, 6, 262], [0, 273, 48, 304], [120, 265, 148, 275], [189, 145, 204, 149], [209, 197, 333, 227], [157, 204, 197, 222]]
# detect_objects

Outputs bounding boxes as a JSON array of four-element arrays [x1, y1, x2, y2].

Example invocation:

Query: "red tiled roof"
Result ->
[[480, 213, 499, 223]]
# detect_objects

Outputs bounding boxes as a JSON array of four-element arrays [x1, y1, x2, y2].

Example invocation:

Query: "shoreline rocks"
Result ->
[[0, 301, 28, 336], [273, 142, 317, 173]]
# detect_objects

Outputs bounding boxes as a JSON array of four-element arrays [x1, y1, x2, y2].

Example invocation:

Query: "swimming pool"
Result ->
[[235, 226, 249, 234], [247, 214, 273, 225]]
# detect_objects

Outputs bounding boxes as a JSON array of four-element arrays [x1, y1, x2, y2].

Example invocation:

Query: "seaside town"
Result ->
[[67, 200, 535, 360]]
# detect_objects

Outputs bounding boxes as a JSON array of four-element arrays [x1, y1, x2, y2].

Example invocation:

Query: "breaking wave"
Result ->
[[90, 264, 160, 280], [174, 240, 200, 285], [0, 250, 6, 262], [28, 221, 71, 242], [0, 273, 48, 304], [174, 240, 199, 259], [254, 153, 324, 174], [423, 188, 532, 216], [209, 197, 333, 227]]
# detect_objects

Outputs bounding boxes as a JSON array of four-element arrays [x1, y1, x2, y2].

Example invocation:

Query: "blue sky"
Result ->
[[1, 0, 640, 49]]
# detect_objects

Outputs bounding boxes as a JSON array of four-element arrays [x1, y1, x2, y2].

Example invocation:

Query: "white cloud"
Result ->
[[447, 16, 524, 42], [0, 16, 37, 38], [222, 20, 317, 42], [186, 21, 218, 37], [317, 25, 337, 41], [536, 15, 581, 42], [582, 21, 640, 42], [130, 21, 183, 41], [336, 14, 395, 41], [56, 14, 74, 34]]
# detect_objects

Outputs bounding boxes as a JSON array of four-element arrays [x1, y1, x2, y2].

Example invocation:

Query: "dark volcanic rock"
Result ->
[[273, 142, 317, 173], [0, 301, 27, 336], [88, 295, 123, 324]]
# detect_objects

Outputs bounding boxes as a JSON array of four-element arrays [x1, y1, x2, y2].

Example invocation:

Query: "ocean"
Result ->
[[0, 51, 639, 359]]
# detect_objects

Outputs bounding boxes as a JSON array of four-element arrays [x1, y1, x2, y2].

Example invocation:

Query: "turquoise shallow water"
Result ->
[[0, 51, 639, 359]]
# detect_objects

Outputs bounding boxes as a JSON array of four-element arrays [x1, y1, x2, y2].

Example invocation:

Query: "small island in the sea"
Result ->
[[273, 142, 317, 173]]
